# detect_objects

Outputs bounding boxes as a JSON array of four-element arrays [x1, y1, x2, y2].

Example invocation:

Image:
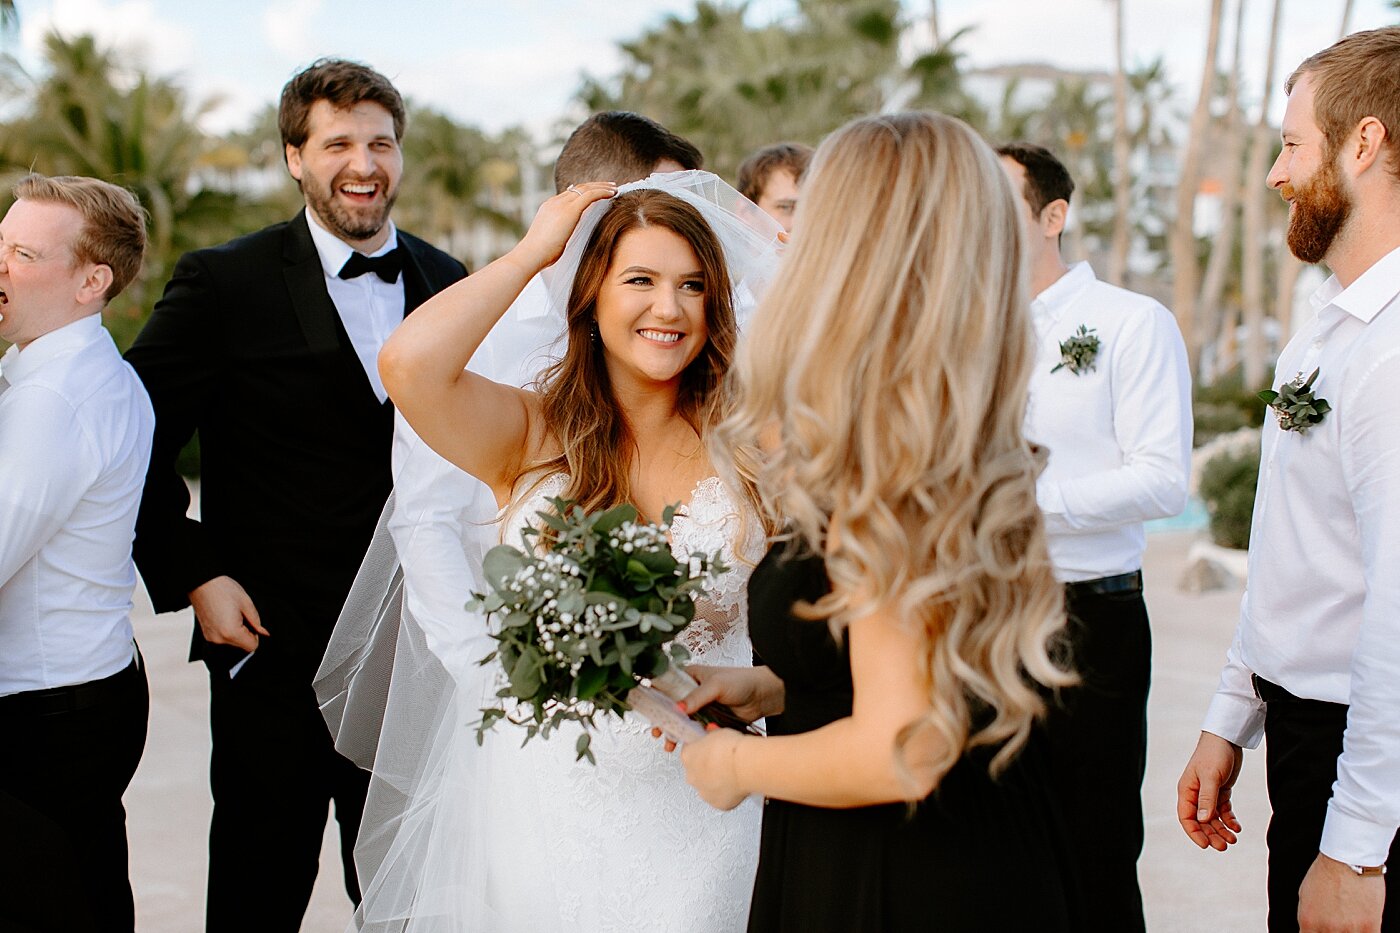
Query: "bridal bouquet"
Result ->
[[469, 497, 743, 764]]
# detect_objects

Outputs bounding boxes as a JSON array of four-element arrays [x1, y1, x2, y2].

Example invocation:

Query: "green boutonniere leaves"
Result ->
[[1051, 325, 1100, 375], [1258, 367, 1331, 434]]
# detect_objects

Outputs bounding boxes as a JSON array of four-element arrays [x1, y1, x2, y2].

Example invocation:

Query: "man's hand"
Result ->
[[189, 575, 268, 652], [1177, 730, 1245, 851], [1298, 854, 1385, 932]]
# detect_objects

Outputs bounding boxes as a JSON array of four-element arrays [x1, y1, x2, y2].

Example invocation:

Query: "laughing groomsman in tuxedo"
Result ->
[[126, 59, 465, 932], [0, 174, 152, 933], [1179, 28, 1400, 933], [998, 143, 1192, 931]]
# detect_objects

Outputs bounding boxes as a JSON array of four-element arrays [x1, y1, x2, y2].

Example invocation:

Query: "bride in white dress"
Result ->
[[317, 173, 782, 931]]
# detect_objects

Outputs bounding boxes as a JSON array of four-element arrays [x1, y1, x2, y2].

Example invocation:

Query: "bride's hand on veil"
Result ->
[[510, 181, 618, 272]]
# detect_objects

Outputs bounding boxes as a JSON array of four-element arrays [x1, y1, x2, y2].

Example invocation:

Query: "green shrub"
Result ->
[[1198, 442, 1260, 550], [1194, 368, 1270, 447]]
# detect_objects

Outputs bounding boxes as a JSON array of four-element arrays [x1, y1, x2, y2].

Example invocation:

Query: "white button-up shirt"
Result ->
[[0, 314, 154, 695], [1025, 262, 1193, 582], [1202, 245, 1400, 868], [305, 209, 403, 403]]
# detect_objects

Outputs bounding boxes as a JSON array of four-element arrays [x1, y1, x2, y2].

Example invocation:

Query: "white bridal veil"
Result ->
[[314, 171, 783, 931]]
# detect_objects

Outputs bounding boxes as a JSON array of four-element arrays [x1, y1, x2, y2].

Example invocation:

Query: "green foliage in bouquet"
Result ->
[[469, 497, 727, 764]]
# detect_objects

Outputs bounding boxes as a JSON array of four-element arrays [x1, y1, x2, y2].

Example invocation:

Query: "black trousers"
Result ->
[[1256, 677, 1400, 933], [1047, 582, 1151, 933], [0, 656, 149, 933], [205, 653, 369, 933]]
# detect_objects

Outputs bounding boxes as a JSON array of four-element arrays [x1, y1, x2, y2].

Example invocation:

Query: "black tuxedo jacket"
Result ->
[[126, 211, 467, 681]]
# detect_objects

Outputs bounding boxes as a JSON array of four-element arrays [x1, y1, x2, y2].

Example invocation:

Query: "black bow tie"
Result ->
[[338, 248, 402, 284]]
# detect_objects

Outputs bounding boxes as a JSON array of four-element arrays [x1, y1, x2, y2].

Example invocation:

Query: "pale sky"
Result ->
[[6, 0, 1397, 137]]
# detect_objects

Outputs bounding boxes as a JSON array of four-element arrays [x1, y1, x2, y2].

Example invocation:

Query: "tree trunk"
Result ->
[[1339, 0, 1355, 37], [1107, 0, 1133, 286], [929, 0, 942, 46], [1197, 0, 1249, 382], [1171, 0, 1226, 374], [1242, 0, 1284, 389]]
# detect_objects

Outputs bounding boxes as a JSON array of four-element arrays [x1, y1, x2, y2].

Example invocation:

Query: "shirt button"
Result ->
[[1312, 338, 1324, 349]]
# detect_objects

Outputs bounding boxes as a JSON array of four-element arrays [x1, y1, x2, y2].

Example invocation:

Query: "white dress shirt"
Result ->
[[1025, 261, 1193, 582], [1202, 245, 1400, 867], [0, 314, 154, 695], [388, 277, 555, 671], [305, 209, 403, 403]]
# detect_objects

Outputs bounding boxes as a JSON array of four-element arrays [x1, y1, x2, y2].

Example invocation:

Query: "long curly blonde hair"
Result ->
[[714, 112, 1071, 779]]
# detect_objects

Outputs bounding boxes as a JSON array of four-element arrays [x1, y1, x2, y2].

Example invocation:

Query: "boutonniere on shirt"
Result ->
[[1051, 325, 1100, 375], [1258, 367, 1331, 434]]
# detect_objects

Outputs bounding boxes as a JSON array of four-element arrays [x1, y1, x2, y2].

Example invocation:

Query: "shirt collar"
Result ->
[[304, 208, 399, 280], [1031, 260, 1096, 329], [0, 313, 103, 385], [1310, 245, 1400, 324]]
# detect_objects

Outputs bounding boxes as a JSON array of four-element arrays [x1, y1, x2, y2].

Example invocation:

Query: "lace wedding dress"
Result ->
[[480, 473, 764, 932], [324, 470, 765, 932]]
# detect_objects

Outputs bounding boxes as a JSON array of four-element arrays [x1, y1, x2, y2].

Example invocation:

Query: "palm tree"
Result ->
[[579, 0, 962, 179], [1170, 0, 1226, 373], [1106, 0, 1132, 286], [1240, 0, 1284, 389], [0, 32, 248, 348], [1198, 0, 1250, 381]]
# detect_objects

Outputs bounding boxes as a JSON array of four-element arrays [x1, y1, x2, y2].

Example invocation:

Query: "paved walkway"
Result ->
[[125, 529, 1268, 931]]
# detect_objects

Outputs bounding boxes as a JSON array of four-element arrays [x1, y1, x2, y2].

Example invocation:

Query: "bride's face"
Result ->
[[594, 226, 710, 387]]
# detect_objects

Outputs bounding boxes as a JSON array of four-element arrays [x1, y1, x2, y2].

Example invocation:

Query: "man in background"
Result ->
[[1179, 27, 1400, 932], [999, 142, 1192, 931], [0, 173, 152, 933], [126, 59, 466, 932], [736, 141, 812, 231]]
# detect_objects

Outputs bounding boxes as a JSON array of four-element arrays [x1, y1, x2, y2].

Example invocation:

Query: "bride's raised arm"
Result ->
[[378, 181, 617, 500]]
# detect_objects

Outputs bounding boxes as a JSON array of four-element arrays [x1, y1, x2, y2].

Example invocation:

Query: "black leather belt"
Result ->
[[1065, 570, 1143, 598], [0, 653, 143, 717]]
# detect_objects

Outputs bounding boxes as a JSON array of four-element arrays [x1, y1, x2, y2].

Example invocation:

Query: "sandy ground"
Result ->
[[123, 528, 1268, 932]]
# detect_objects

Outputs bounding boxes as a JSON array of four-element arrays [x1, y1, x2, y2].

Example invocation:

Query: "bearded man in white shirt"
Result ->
[[1178, 27, 1400, 933], [998, 143, 1192, 930], [0, 174, 152, 933]]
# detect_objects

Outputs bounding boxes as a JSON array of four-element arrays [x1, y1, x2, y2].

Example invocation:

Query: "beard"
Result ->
[[300, 165, 398, 243], [1284, 154, 1352, 265]]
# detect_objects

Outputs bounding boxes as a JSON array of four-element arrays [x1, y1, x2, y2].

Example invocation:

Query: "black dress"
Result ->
[[746, 537, 1080, 932]]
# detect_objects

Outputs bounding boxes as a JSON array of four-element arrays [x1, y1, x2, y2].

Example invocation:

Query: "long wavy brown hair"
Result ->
[[716, 112, 1073, 781], [518, 189, 761, 524]]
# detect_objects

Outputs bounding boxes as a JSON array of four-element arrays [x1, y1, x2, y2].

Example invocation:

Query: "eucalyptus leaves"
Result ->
[[1259, 368, 1331, 434], [469, 497, 728, 764], [1052, 324, 1101, 375]]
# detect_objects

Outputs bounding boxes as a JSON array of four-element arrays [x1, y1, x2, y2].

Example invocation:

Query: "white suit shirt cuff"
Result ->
[[1201, 692, 1266, 750], [1321, 803, 1398, 868]]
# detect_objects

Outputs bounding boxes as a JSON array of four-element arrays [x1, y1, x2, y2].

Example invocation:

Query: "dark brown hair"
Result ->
[[524, 190, 739, 517], [995, 142, 1075, 217], [12, 174, 148, 302], [278, 58, 406, 153], [553, 112, 703, 193], [1287, 26, 1400, 182], [736, 142, 814, 202]]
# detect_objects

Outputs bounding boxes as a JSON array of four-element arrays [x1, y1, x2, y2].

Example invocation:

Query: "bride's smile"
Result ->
[[595, 226, 709, 386]]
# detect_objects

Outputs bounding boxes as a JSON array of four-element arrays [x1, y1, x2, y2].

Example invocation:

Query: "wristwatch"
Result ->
[[1347, 863, 1387, 877]]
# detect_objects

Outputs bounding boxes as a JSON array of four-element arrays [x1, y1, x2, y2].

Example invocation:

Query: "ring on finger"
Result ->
[[566, 184, 581, 196]]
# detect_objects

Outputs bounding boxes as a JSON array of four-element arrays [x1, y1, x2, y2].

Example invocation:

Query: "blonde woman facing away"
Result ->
[[676, 113, 1082, 932]]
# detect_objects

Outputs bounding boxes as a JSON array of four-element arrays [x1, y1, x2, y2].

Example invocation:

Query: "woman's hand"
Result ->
[[680, 726, 750, 810], [509, 182, 617, 273], [682, 665, 784, 723], [650, 665, 785, 752]]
